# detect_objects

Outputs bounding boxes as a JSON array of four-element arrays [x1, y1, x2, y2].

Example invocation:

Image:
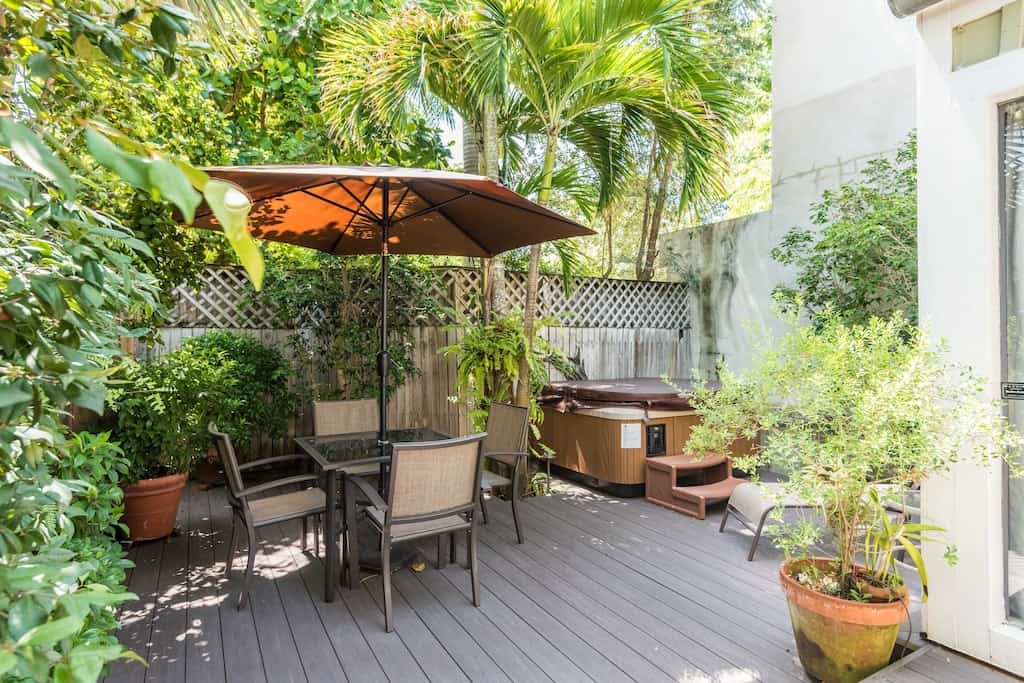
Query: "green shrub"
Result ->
[[112, 354, 233, 481], [177, 331, 299, 448], [686, 312, 1024, 600], [112, 332, 299, 479], [58, 432, 131, 538], [771, 133, 917, 326]]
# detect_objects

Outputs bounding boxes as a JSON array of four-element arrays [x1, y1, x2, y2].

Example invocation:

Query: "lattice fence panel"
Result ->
[[167, 266, 690, 330]]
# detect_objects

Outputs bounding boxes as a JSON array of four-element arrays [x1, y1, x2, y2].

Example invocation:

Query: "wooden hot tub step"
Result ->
[[669, 476, 744, 519]]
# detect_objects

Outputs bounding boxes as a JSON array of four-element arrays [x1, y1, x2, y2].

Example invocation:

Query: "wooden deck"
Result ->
[[106, 480, 1011, 683]]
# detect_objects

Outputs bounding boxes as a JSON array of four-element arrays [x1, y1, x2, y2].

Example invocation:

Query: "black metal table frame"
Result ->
[[295, 428, 448, 602]]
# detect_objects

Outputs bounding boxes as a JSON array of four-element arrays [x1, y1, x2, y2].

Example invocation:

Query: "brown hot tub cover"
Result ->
[[539, 378, 704, 413]]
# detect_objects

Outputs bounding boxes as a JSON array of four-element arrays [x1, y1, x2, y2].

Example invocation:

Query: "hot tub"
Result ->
[[537, 378, 750, 497]]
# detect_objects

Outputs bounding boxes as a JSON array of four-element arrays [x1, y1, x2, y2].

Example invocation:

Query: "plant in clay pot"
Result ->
[[686, 312, 1024, 682], [110, 352, 233, 541]]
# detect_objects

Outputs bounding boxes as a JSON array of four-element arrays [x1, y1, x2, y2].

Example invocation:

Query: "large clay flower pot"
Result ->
[[780, 558, 908, 683], [122, 473, 188, 541]]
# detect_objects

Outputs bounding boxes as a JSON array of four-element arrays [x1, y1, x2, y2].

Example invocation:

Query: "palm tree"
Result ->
[[319, 0, 737, 407]]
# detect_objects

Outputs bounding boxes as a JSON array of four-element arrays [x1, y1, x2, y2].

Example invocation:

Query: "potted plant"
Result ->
[[686, 313, 1024, 682], [111, 353, 227, 541]]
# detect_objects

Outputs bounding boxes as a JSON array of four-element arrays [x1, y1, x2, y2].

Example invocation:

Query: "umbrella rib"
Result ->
[[335, 179, 382, 222], [330, 184, 378, 254], [300, 189, 379, 222], [402, 181, 492, 256], [429, 179, 587, 228], [392, 191, 471, 225], [390, 186, 412, 223]]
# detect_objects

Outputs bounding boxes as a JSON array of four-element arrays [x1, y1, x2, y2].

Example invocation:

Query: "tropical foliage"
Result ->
[[442, 314, 573, 431], [0, 2, 263, 679], [772, 133, 918, 326], [260, 252, 440, 401], [321, 0, 739, 406], [110, 332, 299, 481], [686, 313, 1024, 600]]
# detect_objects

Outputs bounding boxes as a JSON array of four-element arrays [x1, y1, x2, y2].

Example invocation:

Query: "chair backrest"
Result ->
[[209, 423, 244, 508], [313, 399, 377, 436], [483, 403, 529, 467], [387, 433, 487, 525]]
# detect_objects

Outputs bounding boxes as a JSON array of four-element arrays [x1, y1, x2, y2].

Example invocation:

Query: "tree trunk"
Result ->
[[515, 131, 558, 407], [635, 143, 658, 279], [602, 209, 614, 278], [479, 98, 508, 319], [638, 153, 675, 281], [465, 100, 505, 321]]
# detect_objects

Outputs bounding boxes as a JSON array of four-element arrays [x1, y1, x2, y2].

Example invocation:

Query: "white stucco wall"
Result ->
[[665, 0, 917, 376], [914, 0, 1024, 673]]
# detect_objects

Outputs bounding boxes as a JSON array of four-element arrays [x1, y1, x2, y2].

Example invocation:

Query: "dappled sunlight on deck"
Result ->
[[108, 480, 820, 682]]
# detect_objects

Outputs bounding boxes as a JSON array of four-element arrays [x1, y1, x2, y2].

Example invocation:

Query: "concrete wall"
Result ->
[[664, 0, 917, 376]]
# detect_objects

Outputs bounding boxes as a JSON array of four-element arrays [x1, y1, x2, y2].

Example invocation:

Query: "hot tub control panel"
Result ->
[[646, 424, 666, 457]]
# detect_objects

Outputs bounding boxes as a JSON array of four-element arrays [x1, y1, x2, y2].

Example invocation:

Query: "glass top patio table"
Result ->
[[295, 427, 449, 470]]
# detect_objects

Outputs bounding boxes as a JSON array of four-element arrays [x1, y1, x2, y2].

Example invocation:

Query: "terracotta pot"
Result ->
[[780, 558, 908, 683], [122, 473, 188, 541]]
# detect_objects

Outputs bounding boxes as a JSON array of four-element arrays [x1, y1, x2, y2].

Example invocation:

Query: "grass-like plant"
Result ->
[[686, 312, 1024, 600]]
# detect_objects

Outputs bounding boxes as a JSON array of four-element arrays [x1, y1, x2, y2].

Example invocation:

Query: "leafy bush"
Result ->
[[111, 354, 232, 482], [0, 3, 264, 680], [58, 433, 131, 539], [771, 133, 917, 326], [443, 314, 571, 434], [686, 312, 1024, 600], [178, 331, 299, 449], [113, 332, 299, 479], [260, 253, 439, 400]]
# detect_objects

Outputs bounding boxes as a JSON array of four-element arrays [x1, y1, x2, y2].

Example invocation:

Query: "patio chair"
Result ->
[[346, 433, 487, 632], [719, 481, 811, 561], [312, 399, 385, 476], [210, 423, 327, 608], [478, 403, 530, 544]]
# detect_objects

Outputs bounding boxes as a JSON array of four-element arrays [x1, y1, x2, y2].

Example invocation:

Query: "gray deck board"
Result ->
[[143, 491, 190, 683], [107, 518, 165, 683], [184, 484, 226, 683], [207, 487, 267, 683], [108, 481, 1015, 683], [262, 521, 349, 682]]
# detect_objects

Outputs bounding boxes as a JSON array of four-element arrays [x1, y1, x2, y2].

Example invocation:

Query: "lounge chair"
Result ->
[[719, 481, 810, 561], [345, 433, 487, 632]]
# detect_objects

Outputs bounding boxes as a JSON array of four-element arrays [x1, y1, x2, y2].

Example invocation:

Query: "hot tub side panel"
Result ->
[[539, 408, 755, 496]]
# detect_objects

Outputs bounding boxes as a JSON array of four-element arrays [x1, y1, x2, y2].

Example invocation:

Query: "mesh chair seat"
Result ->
[[481, 470, 512, 489], [249, 488, 326, 525], [365, 507, 469, 541]]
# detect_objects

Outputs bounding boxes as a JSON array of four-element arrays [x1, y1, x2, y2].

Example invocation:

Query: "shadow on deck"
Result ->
[[105, 480, 995, 683]]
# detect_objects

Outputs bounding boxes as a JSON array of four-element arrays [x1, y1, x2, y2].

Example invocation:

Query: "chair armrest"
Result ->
[[237, 474, 320, 499], [238, 453, 310, 471], [347, 475, 388, 512]]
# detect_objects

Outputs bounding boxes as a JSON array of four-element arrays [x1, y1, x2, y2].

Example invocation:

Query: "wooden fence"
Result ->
[[144, 266, 692, 458]]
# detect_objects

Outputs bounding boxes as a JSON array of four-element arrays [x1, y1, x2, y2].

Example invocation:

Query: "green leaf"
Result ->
[[0, 382, 33, 408], [203, 180, 263, 290], [8, 596, 47, 641], [30, 276, 66, 317], [84, 129, 149, 190], [17, 615, 83, 647], [149, 159, 201, 223], [0, 652, 15, 676], [69, 644, 127, 683], [0, 117, 77, 198]]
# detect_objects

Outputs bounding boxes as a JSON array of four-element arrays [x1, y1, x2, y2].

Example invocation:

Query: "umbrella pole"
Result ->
[[378, 180, 390, 449]]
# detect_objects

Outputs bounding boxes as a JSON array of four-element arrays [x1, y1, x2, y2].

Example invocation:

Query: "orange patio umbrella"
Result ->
[[193, 165, 594, 445]]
